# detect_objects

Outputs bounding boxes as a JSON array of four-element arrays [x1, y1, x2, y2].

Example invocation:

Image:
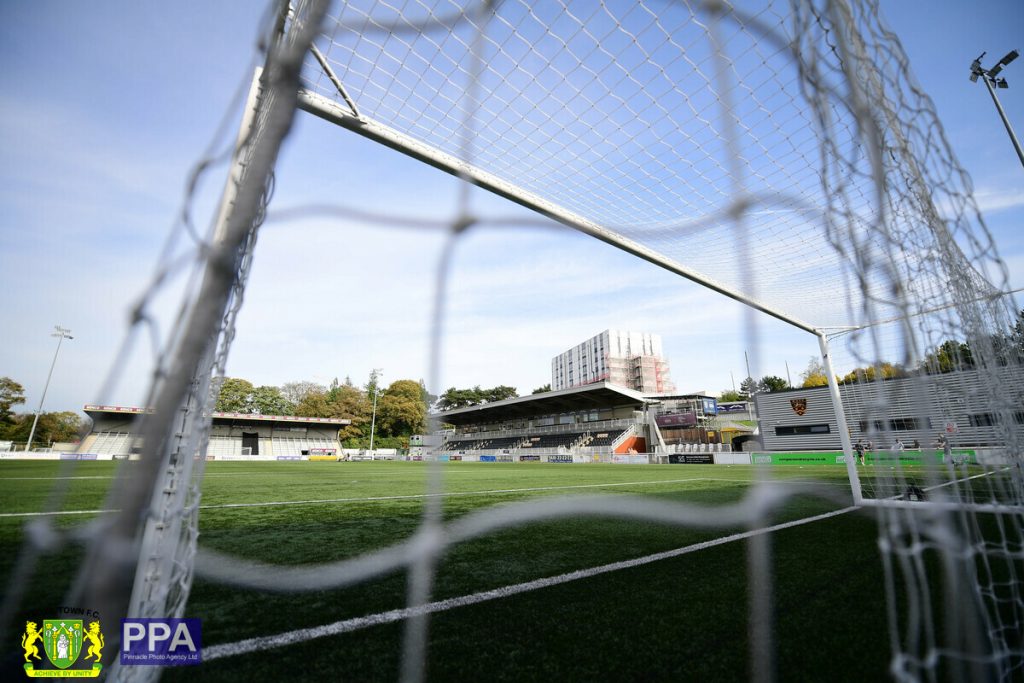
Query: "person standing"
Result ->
[[854, 439, 866, 466]]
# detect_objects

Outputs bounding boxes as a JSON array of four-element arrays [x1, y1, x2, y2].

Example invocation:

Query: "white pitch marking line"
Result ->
[[203, 505, 858, 661], [1, 476, 115, 480]]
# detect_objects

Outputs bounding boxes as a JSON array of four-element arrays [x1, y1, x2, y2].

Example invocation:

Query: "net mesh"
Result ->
[[2, 1, 1022, 681]]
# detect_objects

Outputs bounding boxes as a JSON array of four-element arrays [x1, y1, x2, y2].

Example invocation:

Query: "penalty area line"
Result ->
[[203, 504, 856, 661]]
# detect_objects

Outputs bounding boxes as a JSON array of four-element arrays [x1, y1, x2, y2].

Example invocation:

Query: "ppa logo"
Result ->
[[121, 618, 202, 666]]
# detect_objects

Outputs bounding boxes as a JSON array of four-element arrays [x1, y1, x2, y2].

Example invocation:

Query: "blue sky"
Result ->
[[1, 1, 1021, 419]]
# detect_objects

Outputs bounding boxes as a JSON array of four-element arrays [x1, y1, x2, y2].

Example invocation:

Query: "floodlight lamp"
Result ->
[[996, 79, 1009, 89], [997, 49, 1019, 68], [970, 72, 979, 83]]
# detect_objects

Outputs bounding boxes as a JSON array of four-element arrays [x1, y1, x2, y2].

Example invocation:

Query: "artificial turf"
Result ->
[[0, 460, 927, 680]]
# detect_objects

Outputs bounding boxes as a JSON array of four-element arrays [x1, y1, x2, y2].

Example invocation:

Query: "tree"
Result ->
[[920, 340, 973, 375], [532, 384, 552, 394], [214, 378, 294, 415], [800, 357, 829, 387], [294, 389, 332, 418], [418, 380, 438, 410], [990, 311, 1024, 366], [758, 375, 789, 392], [738, 376, 758, 398], [719, 389, 744, 402], [215, 378, 256, 413], [250, 385, 293, 416], [437, 385, 519, 410], [377, 379, 428, 437], [484, 385, 518, 403], [437, 386, 481, 410], [839, 362, 907, 385], [0, 377, 25, 436], [6, 411, 82, 446], [280, 380, 326, 405]]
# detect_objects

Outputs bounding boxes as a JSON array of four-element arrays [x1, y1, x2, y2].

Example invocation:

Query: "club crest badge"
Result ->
[[790, 398, 808, 416], [22, 618, 103, 678]]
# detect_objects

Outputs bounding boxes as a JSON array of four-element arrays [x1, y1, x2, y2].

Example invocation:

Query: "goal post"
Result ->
[[2, 1, 1020, 681]]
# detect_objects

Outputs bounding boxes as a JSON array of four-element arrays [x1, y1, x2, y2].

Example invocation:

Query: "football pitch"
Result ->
[[2, 461, 905, 680]]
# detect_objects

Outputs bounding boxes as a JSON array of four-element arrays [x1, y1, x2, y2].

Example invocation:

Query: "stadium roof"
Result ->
[[434, 383, 649, 426], [83, 405, 350, 427]]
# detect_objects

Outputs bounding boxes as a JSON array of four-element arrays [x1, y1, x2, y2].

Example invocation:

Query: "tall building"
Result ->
[[551, 329, 675, 393]]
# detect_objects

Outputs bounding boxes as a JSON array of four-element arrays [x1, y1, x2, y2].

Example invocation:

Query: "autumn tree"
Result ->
[[800, 357, 829, 387], [839, 362, 907, 385]]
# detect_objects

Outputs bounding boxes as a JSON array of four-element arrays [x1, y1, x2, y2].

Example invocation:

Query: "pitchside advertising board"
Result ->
[[751, 450, 977, 466], [18, 612, 202, 677], [668, 453, 714, 464]]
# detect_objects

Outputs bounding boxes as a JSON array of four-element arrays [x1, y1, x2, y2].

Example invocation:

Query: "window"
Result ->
[[859, 418, 928, 432], [968, 413, 997, 427], [888, 418, 923, 431], [775, 424, 831, 436]]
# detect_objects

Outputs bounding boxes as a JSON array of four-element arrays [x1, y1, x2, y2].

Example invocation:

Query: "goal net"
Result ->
[[3, 1, 1021, 681]]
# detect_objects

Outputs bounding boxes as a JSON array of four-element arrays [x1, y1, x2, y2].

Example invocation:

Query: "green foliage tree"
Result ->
[[719, 389, 744, 402], [6, 411, 82, 446], [738, 376, 758, 398], [250, 385, 293, 415], [920, 340, 973, 375], [215, 378, 256, 412], [437, 387, 478, 410], [377, 379, 428, 437], [484, 385, 518, 403], [758, 375, 789, 392], [0, 377, 26, 437], [532, 383, 552, 394], [437, 385, 519, 410], [989, 311, 1024, 365], [215, 378, 294, 415]]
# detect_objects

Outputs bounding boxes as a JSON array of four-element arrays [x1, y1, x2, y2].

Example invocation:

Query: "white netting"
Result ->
[[2, 1, 1021, 682]]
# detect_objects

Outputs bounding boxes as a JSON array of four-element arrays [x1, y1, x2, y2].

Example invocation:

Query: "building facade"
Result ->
[[551, 329, 675, 393], [753, 365, 1024, 451]]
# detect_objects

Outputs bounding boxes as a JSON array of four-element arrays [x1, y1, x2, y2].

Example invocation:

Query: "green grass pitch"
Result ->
[[0, 460, 928, 680]]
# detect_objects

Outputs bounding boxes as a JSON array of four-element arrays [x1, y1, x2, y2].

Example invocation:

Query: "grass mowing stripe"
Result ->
[[0, 478, 710, 518], [203, 504, 857, 661], [196, 478, 714, 510]]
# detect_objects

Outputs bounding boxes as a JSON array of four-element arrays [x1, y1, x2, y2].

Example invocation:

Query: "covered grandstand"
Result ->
[[79, 405, 349, 459], [428, 383, 736, 462]]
